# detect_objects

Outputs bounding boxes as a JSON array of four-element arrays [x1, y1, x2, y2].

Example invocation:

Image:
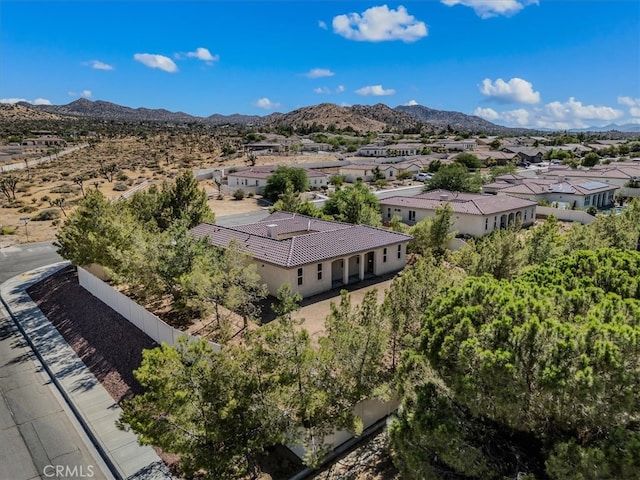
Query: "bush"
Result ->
[[113, 183, 128, 191], [50, 184, 74, 194], [31, 208, 61, 221], [0, 226, 16, 235], [247, 192, 255, 198], [233, 189, 246, 200], [18, 205, 38, 213]]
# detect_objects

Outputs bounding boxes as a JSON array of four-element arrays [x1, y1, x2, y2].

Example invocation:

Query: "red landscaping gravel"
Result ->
[[27, 264, 158, 403]]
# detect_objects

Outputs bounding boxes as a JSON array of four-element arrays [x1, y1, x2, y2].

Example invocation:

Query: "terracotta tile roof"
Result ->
[[191, 212, 412, 268], [379, 190, 537, 215], [227, 166, 328, 179]]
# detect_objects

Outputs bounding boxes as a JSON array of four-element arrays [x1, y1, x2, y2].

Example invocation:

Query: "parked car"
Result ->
[[413, 172, 433, 182]]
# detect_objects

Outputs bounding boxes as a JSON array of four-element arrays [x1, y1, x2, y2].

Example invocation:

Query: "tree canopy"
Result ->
[[322, 181, 381, 226], [424, 163, 482, 193], [390, 248, 640, 480], [262, 166, 310, 201]]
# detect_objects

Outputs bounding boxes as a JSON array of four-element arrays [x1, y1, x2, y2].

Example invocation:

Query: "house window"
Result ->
[[485, 218, 488, 230], [387, 208, 392, 219], [255, 180, 259, 186], [494, 216, 497, 229], [585, 196, 590, 206], [524, 210, 527, 221], [409, 210, 416, 222], [297, 268, 303, 286], [317, 263, 322, 280], [397, 244, 402, 259], [383, 247, 387, 263]]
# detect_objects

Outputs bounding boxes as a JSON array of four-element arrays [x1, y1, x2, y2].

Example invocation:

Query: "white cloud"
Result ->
[[133, 53, 178, 73], [336, 85, 345, 93], [501, 108, 531, 126], [356, 85, 396, 96], [304, 68, 335, 79], [186, 47, 219, 64], [333, 5, 427, 43], [475, 96, 626, 129], [543, 97, 623, 122], [441, 0, 538, 19], [473, 107, 500, 120], [404, 99, 419, 106], [480, 77, 540, 104], [86, 60, 114, 71], [254, 97, 281, 110], [68, 90, 93, 99], [318, 20, 328, 30], [314, 87, 331, 94], [618, 96, 640, 117], [0, 97, 51, 105]]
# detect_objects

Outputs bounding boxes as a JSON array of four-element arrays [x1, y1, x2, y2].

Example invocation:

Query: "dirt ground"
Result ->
[[0, 139, 339, 245]]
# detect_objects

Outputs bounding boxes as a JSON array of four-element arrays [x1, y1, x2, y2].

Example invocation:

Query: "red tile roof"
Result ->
[[191, 212, 412, 268]]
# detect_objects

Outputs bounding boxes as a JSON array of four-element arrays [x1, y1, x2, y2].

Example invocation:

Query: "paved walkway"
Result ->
[[0, 262, 173, 480]]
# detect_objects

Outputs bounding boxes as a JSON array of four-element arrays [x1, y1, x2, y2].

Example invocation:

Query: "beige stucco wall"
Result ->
[[382, 205, 537, 237], [252, 243, 408, 299]]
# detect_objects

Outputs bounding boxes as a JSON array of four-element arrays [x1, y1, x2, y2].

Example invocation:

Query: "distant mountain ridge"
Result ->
[[7, 98, 636, 134]]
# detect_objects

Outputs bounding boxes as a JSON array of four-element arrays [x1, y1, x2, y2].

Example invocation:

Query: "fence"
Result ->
[[536, 206, 595, 224], [77, 266, 396, 462], [77, 266, 220, 351], [619, 187, 640, 198], [288, 397, 400, 459]]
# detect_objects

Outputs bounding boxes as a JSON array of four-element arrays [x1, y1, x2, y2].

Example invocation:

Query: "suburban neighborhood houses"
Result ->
[[2, 110, 640, 480]]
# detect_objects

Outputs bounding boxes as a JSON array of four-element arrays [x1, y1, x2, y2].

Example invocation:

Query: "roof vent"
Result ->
[[266, 224, 278, 239]]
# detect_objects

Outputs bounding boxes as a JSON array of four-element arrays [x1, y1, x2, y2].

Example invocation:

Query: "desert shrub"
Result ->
[[247, 191, 255, 198], [18, 205, 38, 213], [31, 208, 61, 221], [113, 183, 128, 191], [50, 184, 74, 194], [233, 189, 245, 200], [117, 172, 129, 181], [0, 226, 16, 235]]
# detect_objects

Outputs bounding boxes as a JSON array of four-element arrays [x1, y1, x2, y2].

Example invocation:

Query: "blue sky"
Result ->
[[1, 0, 639, 130]]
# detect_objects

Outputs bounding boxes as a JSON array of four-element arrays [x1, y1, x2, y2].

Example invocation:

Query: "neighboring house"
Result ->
[[501, 146, 547, 163], [227, 166, 329, 194], [474, 151, 518, 165], [554, 143, 592, 156], [357, 143, 423, 157], [541, 165, 640, 188], [21, 136, 66, 147], [379, 189, 537, 237], [191, 212, 413, 298], [338, 163, 398, 182], [483, 174, 617, 209], [429, 140, 477, 152]]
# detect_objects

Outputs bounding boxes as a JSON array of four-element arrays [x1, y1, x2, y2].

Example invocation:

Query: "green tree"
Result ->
[[322, 181, 381, 226], [472, 225, 525, 279], [263, 166, 310, 201], [453, 152, 483, 169], [424, 163, 482, 193], [581, 151, 600, 167], [407, 203, 455, 258], [524, 215, 564, 265], [390, 248, 640, 480], [119, 338, 287, 479], [54, 190, 135, 271], [163, 170, 214, 229]]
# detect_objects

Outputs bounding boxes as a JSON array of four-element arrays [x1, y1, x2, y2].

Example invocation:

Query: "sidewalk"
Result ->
[[0, 262, 173, 480]]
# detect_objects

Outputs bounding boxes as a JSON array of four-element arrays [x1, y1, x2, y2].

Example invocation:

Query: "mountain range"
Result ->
[[2, 98, 638, 134]]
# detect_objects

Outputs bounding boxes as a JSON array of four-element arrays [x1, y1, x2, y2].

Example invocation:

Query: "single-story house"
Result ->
[[191, 212, 413, 298], [379, 189, 537, 237], [357, 143, 423, 157], [429, 140, 477, 151], [227, 166, 329, 194], [21, 136, 67, 147], [338, 163, 399, 182], [501, 146, 547, 163], [483, 174, 617, 209], [541, 165, 640, 188]]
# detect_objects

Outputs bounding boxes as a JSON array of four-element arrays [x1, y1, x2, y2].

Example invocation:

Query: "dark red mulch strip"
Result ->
[[26, 264, 158, 403]]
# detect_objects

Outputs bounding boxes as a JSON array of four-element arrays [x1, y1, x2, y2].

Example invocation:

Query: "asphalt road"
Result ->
[[0, 242, 62, 284], [0, 243, 113, 480]]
